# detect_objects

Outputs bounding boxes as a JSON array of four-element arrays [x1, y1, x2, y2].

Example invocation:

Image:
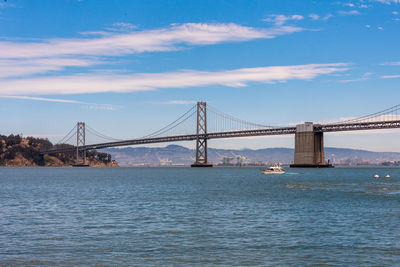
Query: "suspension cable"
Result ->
[[146, 109, 197, 138], [56, 125, 77, 144], [61, 132, 77, 145], [86, 125, 123, 141], [140, 104, 197, 138], [327, 103, 400, 124], [207, 105, 275, 129]]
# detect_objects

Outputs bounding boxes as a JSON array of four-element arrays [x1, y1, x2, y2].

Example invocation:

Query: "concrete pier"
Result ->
[[290, 122, 333, 168]]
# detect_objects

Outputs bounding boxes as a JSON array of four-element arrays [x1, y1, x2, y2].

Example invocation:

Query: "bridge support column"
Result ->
[[73, 122, 89, 167], [191, 102, 213, 167], [290, 122, 333, 168]]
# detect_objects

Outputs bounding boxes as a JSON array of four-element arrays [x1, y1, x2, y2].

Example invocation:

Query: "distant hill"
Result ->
[[102, 145, 400, 166]]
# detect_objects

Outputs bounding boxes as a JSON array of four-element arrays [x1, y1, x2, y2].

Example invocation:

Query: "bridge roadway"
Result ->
[[41, 120, 400, 154]]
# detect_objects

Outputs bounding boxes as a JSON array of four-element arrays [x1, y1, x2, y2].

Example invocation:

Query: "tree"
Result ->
[[6, 134, 22, 146]]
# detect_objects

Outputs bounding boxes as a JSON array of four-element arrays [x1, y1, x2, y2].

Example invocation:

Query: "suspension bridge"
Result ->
[[41, 102, 400, 167]]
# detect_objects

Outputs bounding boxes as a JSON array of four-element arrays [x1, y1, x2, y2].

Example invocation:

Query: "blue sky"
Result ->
[[1, 0, 400, 151]]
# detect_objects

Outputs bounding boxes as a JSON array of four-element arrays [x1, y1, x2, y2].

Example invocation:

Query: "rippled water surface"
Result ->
[[1, 166, 399, 266]]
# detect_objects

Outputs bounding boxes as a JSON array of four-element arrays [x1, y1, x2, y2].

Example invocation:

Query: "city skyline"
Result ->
[[1, 0, 400, 151]]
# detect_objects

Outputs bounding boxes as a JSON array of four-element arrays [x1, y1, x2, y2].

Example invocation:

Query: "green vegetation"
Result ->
[[0, 134, 116, 166]]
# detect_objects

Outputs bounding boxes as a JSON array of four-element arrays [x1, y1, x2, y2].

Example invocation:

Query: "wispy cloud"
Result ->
[[322, 14, 334, 20], [0, 23, 301, 59], [0, 58, 98, 78], [0, 23, 304, 78], [0, 95, 82, 103], [0, 2, 15, 9], [308, 13, 333, 21], [338, 10, 361, 15], [308, 14, 320, 20], [372, 0, 400, 4], [0, 63, 349, 95], [106, 22, 136, 32], [340, 72, 373, 82], [82, 103, 120, 111], [381, 61, 400, 66], [0, 95, 120, 110], [264, 14, 304, 25], [341, 2, 369, 8], [381, 74, 400, 79]]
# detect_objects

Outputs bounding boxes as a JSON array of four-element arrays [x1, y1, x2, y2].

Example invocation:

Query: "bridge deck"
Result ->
[[319, 120, 400, 132], [41, 120, 400, 154]]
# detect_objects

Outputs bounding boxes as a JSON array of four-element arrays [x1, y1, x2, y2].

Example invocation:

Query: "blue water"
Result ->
[[0, 167, 399, 266]]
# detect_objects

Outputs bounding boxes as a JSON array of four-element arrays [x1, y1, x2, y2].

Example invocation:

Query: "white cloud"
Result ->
[[0, 58, 97, 78], [0, 23, 304, 78], [338, 10, 361, 15], [393, 11, 399, 14], [108, 22, 136, 32], [340, 72, 373, 82], [82, 103, 120, 111], [0, 63, 349, 95], [378, 26, 384, 30], [308, 14, 320, 20], [366, 24, 371, 28], [372, 0, 400, 4], [341, 2, 369, 8], [0, 2, 15, 9], [0, 95, 119, 110], [322, 14, 334, 21], [381, 61, 400, 66], [308, 13, 333, 21], [381, 74, 400, 78], [264, 14, 304, 25], [0, 95, 83, 103], [78, 31, 114, 37], [0, 23, 300, 59]]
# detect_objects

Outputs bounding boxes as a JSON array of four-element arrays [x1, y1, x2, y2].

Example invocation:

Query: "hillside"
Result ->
[[0, 134, 118, 167], [103, 145, 400, 166]]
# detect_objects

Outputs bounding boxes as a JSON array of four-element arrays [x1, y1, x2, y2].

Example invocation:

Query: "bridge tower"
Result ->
[[74, 122, 88, 167], [191, 102, 213, 167], [290, 122, 333, 168]]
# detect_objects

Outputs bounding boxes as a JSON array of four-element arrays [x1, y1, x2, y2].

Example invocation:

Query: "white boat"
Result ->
[[374, 174, 379, 178], [385, 174, 390, 178], [261, 165, 285, 174]]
